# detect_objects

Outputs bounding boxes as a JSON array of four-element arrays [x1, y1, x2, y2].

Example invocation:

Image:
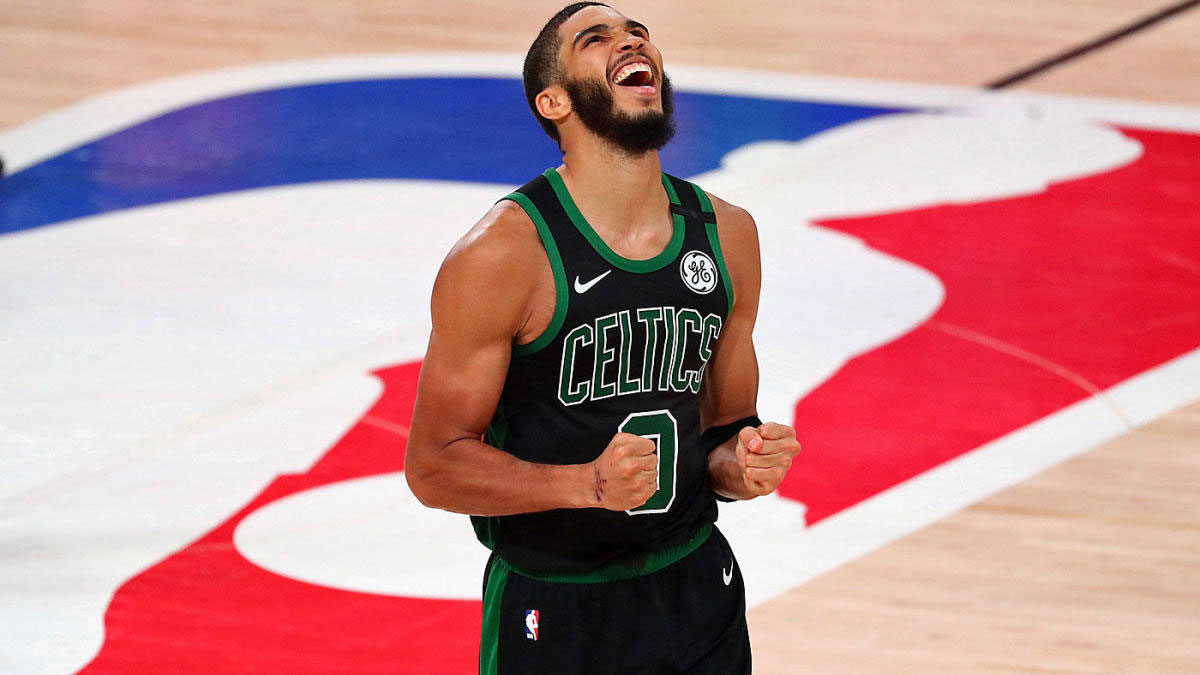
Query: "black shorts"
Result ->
[[479, 526, 750, 674]]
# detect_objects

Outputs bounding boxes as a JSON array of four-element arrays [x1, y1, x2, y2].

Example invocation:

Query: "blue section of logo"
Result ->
[[0, 76, 909, 235]]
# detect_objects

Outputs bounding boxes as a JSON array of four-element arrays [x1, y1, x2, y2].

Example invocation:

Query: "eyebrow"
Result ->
[[572, 20, 650, 49]]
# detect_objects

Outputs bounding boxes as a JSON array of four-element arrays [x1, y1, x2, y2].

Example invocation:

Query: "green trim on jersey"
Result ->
[[479, 555, 509, 675], [496, 523, 711, 584], [693, 182, 735, 316], [502, 191, 569, 357], [690, 181, 714, 213], [661, 171, 682, 204], [543, 168, 686, 274]]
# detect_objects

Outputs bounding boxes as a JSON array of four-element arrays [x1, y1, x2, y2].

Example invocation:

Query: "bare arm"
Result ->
[[701, 196, 801, 500], [405, 203, 658, 515]]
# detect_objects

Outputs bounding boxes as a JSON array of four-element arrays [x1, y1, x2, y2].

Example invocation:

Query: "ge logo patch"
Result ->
[[680, 250, 718, 294]]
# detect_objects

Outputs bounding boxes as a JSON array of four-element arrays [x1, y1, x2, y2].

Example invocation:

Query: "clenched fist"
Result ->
[[736, 422, 801, 497], [590, 432, 659, 511]]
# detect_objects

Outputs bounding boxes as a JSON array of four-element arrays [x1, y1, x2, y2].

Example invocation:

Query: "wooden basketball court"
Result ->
[[2, 1, 1197, 672]]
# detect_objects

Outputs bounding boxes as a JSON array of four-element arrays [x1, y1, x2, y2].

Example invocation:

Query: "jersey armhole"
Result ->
[[500, 193, 569, 357], [691, 184, 735, 317]]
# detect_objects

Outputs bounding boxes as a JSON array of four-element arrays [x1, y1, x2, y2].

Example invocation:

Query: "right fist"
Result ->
[[591, 433, 659, 511]]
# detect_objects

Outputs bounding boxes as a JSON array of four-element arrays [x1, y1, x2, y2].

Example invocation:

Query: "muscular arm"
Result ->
[[701, 196, 800, 500], [406, 203, 657, 515]]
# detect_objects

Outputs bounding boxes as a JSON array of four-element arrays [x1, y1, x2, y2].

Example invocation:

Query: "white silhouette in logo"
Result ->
[[525, 610, 539, 641]]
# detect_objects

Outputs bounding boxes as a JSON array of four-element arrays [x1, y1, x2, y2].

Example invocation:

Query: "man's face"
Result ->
[[555, 6, 675, 153]]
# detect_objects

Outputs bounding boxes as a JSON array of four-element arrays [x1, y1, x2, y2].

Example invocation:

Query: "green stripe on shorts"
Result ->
[[479, 555, 509, 674]]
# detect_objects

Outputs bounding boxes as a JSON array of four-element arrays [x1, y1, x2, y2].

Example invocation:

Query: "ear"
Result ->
[[535, 85, 571, 123]]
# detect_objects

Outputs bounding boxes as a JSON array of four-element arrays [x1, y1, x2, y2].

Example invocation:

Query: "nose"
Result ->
[[618, 31, 645, 52]]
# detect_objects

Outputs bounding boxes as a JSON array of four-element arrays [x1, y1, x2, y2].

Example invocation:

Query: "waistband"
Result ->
[[496, 522, 714, 584]]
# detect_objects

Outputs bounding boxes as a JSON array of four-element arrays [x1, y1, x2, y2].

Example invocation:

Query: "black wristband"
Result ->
[[700, 415, 763, 454], [703, 415, 763, 503]]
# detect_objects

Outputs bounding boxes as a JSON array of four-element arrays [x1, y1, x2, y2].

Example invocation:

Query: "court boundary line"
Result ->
[[986, 0, 1200, 89], [740, 344, 1200, 607]]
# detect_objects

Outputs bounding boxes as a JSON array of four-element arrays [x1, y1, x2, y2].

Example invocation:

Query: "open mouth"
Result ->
[[612, 61, 656, 93]]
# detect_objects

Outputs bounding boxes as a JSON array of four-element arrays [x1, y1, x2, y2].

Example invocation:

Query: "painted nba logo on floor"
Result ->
[[2, 54, 1198, 674]]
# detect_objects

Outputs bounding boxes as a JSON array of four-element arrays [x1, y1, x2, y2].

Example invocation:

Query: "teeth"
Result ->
[[614, 62, 652, 84]]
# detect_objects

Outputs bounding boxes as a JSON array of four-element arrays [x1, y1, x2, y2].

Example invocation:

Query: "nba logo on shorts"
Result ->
[[525, 610, 539, 641]]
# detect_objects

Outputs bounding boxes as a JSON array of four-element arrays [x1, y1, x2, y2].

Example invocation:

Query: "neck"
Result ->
[[557, 136, 667, 236]]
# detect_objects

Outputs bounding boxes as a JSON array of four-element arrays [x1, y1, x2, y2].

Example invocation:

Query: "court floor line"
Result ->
[[742, 343, 1200, 606], [986, 0, 1200, 89]]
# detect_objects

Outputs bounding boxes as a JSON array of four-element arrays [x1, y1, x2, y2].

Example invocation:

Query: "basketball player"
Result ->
[[407, 3, 801, 672]]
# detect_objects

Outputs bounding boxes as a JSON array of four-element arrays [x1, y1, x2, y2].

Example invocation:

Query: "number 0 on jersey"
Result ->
[[620, 409, 679, 515]]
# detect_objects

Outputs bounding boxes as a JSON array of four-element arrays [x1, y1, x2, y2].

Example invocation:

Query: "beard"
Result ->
[[563, 70, 676, 155]]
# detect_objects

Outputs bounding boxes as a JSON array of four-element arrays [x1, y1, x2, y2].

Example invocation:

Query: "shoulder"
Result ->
[[699, 190, 761, 310], [702, 190, 760, 269], [432, 199, 548, 330], [436, 198, 549, 299], [443, 199, 543, 274], [704, 192, 758, 248]]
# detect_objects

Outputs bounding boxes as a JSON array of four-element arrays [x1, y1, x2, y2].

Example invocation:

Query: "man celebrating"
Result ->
[[406, 3, 801, 672]]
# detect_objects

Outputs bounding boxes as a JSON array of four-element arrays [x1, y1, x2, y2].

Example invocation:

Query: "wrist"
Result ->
[[707, 442, 752, 501], [562, 462, 602, 509]]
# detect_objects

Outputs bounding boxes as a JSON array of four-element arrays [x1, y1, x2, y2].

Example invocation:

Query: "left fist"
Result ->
[[736, 422, 801, 497]]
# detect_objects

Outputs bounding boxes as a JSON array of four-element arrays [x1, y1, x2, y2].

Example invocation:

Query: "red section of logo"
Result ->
[[81, 361, 482, 673], [81, 126, 1200, 672], [785, 126, 1200, 523]]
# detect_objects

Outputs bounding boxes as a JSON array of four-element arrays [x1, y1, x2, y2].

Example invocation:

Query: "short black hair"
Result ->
[[523, 2, 609, 144]]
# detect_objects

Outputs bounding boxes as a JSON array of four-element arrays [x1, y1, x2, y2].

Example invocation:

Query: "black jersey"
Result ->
[[472, 167, 732, 576]]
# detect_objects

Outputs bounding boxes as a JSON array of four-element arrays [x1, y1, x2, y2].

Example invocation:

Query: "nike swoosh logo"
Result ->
[[722, 563, 734, 586], [573, 270, 612, 294]]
